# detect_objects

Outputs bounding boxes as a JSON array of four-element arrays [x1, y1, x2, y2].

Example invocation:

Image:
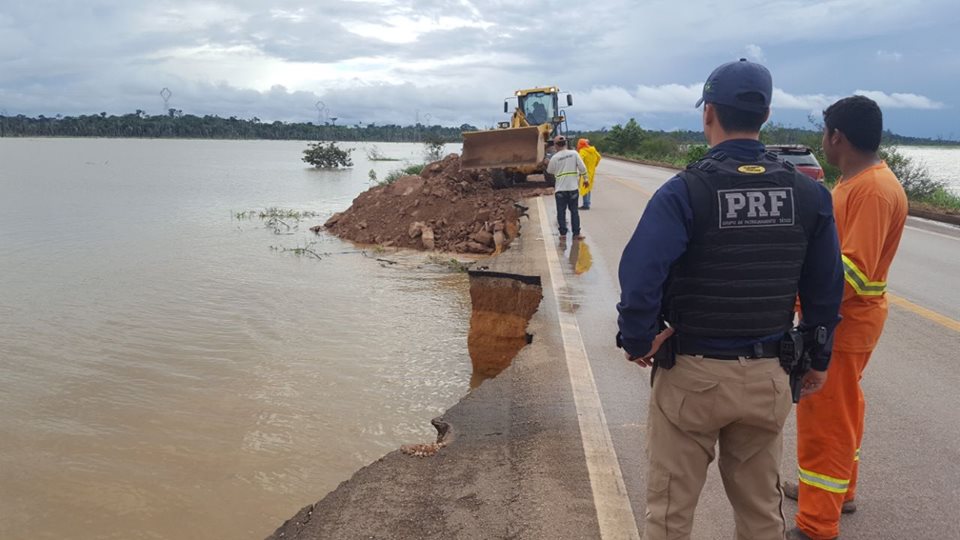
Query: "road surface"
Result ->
[[552, 157, 960, 539], [268, 157, 960, 539]]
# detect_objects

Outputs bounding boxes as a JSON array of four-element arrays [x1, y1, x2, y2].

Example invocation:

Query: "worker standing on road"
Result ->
[[616, 59, 844, 540], [785, 96, 909, 540], [577, 138, 602, 210], [547, 135, 587, 241]]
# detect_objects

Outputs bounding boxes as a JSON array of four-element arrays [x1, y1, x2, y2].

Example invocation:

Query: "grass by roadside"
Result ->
[[367, 163, 426, 187], [921, 187, 960, 212]]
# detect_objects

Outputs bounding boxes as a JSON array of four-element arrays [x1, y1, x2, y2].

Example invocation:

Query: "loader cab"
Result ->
[[519, 91, 557, 126], [506, 87, 573, 138]]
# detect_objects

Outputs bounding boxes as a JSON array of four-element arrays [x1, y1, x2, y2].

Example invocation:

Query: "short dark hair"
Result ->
[[712, 100, 768, 133], [823, 95, 883, 152]]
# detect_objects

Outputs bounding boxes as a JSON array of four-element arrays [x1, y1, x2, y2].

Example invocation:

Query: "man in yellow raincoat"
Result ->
[[577, 138, 601, 209]]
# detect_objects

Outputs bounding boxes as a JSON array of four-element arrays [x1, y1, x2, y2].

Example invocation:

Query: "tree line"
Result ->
[[576, 118, 958, 158], [0, 110, 474, 142]]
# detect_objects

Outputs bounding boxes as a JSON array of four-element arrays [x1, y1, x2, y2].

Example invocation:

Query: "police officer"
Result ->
[[616, 59, 844, 540]]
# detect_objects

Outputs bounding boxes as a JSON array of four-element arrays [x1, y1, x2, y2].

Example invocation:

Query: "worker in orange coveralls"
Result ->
[[784, 95, 908, 540], [577, 138, 601, 209]]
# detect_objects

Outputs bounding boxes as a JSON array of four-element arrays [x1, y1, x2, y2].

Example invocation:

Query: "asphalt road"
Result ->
[[268, 158, 960, 540], [547, 157, 960, 539]]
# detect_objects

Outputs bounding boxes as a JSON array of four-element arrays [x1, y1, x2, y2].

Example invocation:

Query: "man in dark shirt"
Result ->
[[617, 59, 844, 540]]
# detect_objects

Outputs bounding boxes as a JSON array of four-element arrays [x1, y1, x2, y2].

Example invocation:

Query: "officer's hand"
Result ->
[[625, 350, 653, 367], [626, 327, 675, 368], [800, 369, 828, 397]]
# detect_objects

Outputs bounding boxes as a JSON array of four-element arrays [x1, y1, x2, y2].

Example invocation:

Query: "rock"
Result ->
[[421, 227, 435, 250], [505, 220, 520, 240], [493, 231, 505, 251], [467, 241, 491, 254], [323, 212, 344, 228], [408, 221, 425, 238], [471, 230, 494, 247], [358, 221, 367, 230]]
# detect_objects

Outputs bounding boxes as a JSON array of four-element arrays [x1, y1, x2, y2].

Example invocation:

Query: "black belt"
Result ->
[[675, 336, 780, 360]]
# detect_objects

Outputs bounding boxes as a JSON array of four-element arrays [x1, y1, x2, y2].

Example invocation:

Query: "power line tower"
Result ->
[[160, 88, 172, 115]]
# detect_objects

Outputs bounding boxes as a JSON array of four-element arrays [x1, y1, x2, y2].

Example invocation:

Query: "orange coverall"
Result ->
[[795, 162, 908, 539]]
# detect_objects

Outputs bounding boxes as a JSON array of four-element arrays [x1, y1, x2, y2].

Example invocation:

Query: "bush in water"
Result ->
[[303, 142, 354, 169]]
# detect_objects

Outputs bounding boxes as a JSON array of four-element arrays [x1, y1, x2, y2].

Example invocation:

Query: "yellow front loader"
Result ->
[[461, 86, 573, 188]]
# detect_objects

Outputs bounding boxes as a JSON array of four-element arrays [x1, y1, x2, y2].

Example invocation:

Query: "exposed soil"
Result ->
[[319, 154, 553, 254], [466, 272, 543, 388]]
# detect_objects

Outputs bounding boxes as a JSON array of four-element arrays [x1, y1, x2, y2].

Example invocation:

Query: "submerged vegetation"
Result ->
[[234, 207, 320, 235], [366, 145, 402, 161], [425, 255, 472, 273], [303, 142, 353, 169], [423, 133, 446, 162], [270, 241, 326, 259]]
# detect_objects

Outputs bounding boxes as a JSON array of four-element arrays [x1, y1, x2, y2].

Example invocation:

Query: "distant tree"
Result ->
[[423, 132, 446, 162], [302, 142, 353, 169], [601, 118, 645, 154]]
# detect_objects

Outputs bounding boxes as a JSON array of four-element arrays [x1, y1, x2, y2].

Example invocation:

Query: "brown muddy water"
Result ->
[[0, 139, 472, 539]]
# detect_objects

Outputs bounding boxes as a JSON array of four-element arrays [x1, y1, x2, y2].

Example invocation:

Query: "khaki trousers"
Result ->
[[643, 355, 793, 540]]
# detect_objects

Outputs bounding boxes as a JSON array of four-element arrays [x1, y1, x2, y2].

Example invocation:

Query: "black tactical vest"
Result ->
[[662, 151, 821, 338]]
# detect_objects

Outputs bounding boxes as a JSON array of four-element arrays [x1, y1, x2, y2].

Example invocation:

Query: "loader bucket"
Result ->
[[460, 126, 544, 170]]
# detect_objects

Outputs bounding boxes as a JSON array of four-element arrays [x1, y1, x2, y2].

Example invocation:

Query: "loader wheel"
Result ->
[[491, 169, 513, 189]]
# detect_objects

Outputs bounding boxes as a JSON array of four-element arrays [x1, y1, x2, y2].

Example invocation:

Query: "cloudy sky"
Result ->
[[1, 0, 958, 138]]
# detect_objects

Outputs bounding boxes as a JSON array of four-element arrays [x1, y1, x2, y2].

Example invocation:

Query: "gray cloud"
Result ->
[[0, 0, 955, 136]]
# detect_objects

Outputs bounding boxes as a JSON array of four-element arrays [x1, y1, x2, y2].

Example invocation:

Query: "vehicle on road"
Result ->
[[767, 144, 825, 182], [460, 86, 573, 188]]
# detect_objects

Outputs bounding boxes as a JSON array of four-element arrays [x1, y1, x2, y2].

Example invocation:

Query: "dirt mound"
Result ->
[[321, 155, 552, 254]]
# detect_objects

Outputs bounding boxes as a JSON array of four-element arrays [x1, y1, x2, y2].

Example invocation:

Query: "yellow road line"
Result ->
[[608, 176, 653, 197], [888, 293, 960, 333]]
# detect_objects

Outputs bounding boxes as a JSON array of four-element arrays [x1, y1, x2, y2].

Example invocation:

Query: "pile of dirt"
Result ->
[[320, 154, 552, 254]]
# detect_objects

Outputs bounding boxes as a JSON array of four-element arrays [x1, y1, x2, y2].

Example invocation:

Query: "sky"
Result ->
[[1, 0, 959, 138]]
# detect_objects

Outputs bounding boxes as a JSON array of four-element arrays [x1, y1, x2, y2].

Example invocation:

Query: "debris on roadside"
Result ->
[[321, 154, 552, 254]]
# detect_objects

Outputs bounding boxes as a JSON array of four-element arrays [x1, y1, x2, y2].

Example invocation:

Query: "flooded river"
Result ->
[[0, 139, 470, 539], [898, 146, 960, 194]]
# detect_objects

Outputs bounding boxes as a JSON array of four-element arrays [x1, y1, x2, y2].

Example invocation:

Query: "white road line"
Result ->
[[904, 224, 960, 242], [536, 197, 641, 540]]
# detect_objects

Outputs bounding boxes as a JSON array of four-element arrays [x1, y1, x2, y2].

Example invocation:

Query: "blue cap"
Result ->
[[695, 58, 772, 113]]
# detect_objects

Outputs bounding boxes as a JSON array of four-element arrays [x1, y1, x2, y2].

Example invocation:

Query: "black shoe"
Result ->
[[578, 206, 590, 210]]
